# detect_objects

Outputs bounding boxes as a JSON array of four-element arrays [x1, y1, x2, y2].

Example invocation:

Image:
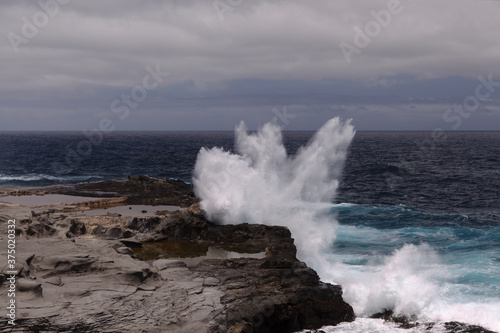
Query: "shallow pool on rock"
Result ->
[[0, 194, 100, 206], [132, 240, 266, 265], [75, 204, 181, 217]]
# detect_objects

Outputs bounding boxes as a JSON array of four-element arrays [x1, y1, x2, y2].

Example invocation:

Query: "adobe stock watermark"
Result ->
[[213, 0, 245, 21], [442, 74, 500, 130], [415, 73, 499, 157], [271, 106, 296, 129], [339, 0, 410, 64], [7, 0, 71, 54], [51, 64, 168, 176], [384, 74, 500, 190], [6, 219, 17, 326]]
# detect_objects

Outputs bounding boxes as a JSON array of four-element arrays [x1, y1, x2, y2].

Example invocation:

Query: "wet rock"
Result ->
[[444, 321, 496, 333], [370, 310, 496, 333]]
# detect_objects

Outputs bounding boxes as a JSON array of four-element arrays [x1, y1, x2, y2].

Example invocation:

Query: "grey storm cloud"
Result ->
[[1, 0, 499, 130]]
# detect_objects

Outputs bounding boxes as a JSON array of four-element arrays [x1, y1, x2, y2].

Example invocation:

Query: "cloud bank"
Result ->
[[1, 0, 499, 130]]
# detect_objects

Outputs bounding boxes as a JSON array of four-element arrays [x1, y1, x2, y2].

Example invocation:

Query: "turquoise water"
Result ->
[[325, 203, 500, 331]]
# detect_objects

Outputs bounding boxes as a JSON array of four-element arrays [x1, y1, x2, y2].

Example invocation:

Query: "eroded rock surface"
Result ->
[[0, 178, 355, 332]]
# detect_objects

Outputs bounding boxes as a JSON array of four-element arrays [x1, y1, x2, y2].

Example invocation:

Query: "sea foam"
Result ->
[[193, 118, 500, 332]]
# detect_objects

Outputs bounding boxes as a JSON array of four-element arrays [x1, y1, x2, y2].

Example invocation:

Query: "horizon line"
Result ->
[[1, 129, 500, 133]]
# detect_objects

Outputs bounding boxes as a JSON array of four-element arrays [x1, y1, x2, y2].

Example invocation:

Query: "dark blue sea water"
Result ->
[[0, 131, 499, 331]]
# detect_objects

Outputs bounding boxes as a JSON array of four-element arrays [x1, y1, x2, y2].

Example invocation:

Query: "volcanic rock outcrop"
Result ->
[[0, 177, 355, 332]]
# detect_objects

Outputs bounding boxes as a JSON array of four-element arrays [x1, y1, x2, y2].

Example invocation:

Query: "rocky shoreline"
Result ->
[[0, 176, 355, 332], [1, 176, 496, 333]]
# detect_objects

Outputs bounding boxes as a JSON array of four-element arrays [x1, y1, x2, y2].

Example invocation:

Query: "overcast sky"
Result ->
[[1, 0, 499, 131]]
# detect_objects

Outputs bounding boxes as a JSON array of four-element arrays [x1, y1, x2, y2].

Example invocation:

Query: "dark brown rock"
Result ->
[[67, 218, 86, 237], [125, 203, 355, 332], [70, 175, 198, 207]]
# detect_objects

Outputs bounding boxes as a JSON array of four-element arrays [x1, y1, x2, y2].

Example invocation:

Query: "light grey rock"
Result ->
[[152, 259, 187, 271], [0, 236, 226, 332], [204, 277, 220, 287], [137, 284, 156, 291], [43, 276, 63, 286], [17, 279, 42, 292], [115, 246, 134, 255]]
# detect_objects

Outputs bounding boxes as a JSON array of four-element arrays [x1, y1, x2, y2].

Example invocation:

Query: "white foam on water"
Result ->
[[193, 117, 354, 277], [0, 174, 99, 182], [193, 118, 500, 332], [298, 318, 449, 333], [329, 241, 500, 331]]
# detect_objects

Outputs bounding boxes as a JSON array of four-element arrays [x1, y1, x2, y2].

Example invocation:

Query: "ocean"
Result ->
[[0, 126, 499, 332]]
